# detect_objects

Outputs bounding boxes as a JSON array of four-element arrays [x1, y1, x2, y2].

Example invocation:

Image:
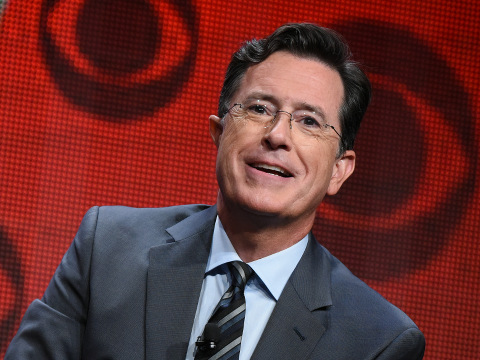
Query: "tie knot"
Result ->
[[228, 261, 253, 290]]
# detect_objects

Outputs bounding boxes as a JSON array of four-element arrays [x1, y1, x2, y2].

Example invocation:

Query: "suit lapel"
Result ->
[[145, 206, 217, 360], [252, 234, 333, 360]]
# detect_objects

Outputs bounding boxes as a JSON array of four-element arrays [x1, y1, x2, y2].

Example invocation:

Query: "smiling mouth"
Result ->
[[250, 163, 293, 178]]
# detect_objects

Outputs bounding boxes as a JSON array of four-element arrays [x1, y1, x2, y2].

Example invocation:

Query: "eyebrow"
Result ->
[[242, 92, 278, 105], [296, 101, 326, 120], [242, 91, 327, 120]]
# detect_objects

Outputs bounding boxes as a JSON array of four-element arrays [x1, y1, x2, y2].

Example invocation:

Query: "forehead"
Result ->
[[235, 51, 344, 121]]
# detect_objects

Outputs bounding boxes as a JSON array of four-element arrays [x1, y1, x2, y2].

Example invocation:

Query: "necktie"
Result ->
[[195, 261, 254, 360]]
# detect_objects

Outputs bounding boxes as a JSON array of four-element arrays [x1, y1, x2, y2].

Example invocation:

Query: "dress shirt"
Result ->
[[186, 216, 308, 360]]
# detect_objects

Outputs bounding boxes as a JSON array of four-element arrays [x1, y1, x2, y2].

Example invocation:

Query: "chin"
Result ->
[[240, 198, 292, 218], [220, 188, 298, 218]]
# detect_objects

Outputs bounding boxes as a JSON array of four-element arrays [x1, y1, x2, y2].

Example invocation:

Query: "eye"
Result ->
[[248, 104, 270, 116], [299, 115, 321, 127]]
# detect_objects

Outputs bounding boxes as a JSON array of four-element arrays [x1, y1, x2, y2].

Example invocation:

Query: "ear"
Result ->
[[326, 150, 356, 196], [209, 115, 223, 148]]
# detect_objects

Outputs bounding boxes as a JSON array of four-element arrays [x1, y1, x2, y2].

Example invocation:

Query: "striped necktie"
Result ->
[[195, 261, 254, 360]]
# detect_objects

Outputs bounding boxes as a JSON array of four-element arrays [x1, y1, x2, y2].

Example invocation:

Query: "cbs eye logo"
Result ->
[[39, 0, 198, 120], [315, 20, 477, 281]]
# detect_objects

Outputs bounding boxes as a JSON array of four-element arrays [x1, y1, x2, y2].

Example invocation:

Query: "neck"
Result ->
[[216, 196, 315, 263]]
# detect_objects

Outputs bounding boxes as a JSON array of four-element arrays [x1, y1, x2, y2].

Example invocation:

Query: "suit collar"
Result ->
[[165, 204, 218, 242], [145, 205, 217, 360], [252, 233, 332, 360], [290, 232, 332, 311]]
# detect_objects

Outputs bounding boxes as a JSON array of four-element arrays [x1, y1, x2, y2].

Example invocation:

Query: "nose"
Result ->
[[262, 111, 294, 151]]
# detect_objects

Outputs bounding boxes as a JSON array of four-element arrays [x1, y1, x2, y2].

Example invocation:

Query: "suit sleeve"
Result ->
[[4, 207, 100, 360], [376, 327, 425, 360]]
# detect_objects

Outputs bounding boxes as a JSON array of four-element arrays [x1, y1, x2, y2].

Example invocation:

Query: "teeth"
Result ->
[[256, 164, 286, 173], [252, 163, 291, 177]]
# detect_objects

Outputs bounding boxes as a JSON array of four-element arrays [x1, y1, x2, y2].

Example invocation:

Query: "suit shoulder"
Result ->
[[97, 203, 209, 220], [91, 204, 210, 229], [324, 247, 419, 330], [315, 246, 425, 357], [78, 204, 212, 250]]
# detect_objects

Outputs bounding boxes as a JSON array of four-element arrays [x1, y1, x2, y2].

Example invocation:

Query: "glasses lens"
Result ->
[[228, 102, 341, 140], [230, 101, 274, 125]]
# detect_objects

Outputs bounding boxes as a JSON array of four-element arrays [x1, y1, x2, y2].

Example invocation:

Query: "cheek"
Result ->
[[215, 124, 247, 175], [300, 145, 337, 186], [219, 121, 259, 155]]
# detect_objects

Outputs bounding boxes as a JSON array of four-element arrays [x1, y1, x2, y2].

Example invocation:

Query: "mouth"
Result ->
[[249, 163, 293, 178]]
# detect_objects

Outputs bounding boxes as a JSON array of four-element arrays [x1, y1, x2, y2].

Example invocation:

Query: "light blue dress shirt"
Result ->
[[186, 216, 308, 360]]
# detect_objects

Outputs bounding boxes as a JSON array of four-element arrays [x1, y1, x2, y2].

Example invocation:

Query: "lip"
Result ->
[[248, 162, 294, 178]]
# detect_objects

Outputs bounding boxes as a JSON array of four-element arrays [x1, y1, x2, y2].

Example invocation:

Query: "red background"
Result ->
[[1, 0, 479, 358]]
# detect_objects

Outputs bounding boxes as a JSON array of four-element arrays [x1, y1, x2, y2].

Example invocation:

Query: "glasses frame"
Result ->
[[226, 103, 344, 145]]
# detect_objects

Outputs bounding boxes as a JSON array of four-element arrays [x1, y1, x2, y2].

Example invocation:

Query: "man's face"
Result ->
[[210, 51, 355, 222]]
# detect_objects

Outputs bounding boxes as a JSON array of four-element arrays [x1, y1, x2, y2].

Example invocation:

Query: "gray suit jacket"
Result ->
[[6, 205, 425, 359]]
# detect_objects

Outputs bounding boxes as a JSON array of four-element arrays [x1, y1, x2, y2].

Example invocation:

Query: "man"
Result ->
[[6, 23, 425, 359]]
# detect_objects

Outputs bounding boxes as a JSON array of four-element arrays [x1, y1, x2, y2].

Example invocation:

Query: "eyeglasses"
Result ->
[[226, 101, 343, 142]]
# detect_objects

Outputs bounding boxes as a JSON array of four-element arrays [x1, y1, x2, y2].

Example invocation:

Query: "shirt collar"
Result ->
[[206, 216, 308, 300]]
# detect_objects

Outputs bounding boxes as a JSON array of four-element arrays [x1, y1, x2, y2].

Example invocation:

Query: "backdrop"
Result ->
[[0, 0, 478, 358]]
